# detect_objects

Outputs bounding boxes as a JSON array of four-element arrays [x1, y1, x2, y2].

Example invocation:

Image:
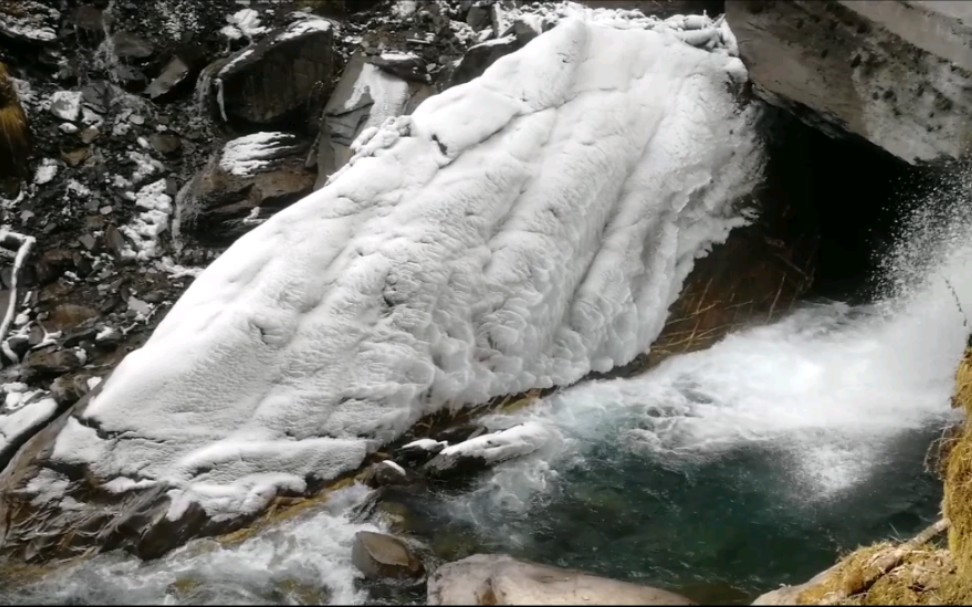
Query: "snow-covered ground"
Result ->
[[37, 14, 766, 522]]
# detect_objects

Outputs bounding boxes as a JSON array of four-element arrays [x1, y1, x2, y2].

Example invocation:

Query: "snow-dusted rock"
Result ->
[[0, 391, 57, 469], [0, 1, 59, 44], [0, 15, 765, 561], [215, 16, 337, 126], [314, 51, 432, 188], [397, 437, 448, 468], [423, 423, 558, 479], [177, 132, 315, 243], [48, 91, 82, 122]]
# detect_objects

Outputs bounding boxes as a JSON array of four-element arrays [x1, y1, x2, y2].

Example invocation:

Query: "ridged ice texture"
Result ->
[[50, 17, 766, 521]]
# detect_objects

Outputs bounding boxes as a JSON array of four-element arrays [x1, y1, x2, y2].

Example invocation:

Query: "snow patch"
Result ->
[[120, 179, 173, 261], [222, 8, 268, 40], [49, 91, 82, 122], [127, 151, 165, 187], [219, 132, 300, 177], [391, 0, 417, 19], [33, 159, 59, 185]]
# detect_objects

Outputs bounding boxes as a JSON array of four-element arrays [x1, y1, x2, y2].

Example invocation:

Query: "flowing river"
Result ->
[[1, 173, 969, 605]]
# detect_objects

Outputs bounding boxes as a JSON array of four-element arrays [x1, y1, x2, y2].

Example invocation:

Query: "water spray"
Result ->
[[943, 277, 972, 348]]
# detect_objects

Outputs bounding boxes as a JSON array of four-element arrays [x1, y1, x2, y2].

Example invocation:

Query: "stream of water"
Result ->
[[1, 171, 970, 604]]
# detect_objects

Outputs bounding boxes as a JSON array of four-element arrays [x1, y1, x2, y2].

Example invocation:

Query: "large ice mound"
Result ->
[[47, 15, 766, 521]]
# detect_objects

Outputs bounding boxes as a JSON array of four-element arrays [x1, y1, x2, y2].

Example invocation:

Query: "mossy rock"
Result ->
[[946, 346, 972, 579]]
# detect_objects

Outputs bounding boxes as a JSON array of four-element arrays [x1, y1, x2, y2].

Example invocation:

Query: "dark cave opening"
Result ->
[[761, 113, 931, 305]]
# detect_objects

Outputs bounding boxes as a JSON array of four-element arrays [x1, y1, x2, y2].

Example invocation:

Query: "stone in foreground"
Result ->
[[428, 554, 695, 605], [727, 0, 972, 164], [351, 531, 425, 581]]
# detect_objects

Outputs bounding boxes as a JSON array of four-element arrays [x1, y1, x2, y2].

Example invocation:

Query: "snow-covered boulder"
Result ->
[[314, 51, 433, 188], [0, 14, 765, 561]]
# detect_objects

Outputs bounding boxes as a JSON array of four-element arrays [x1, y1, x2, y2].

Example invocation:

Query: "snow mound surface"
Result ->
[[48, 16, 766, 522]]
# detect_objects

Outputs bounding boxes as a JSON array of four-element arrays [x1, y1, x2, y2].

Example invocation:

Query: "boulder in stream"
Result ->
[[352, 530, 425, 581], [427, 554, 695, 605]]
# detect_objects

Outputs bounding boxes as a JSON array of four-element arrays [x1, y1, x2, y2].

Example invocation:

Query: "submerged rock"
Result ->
[[428, 554, 695, 605], [727, 0, 972, 163], [352, 530, 425, 580], [363, 460, 415, 488]]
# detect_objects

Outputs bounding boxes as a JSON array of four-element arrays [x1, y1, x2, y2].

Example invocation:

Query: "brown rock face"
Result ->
[[726, 0, 972, 163], [178, 133, 316, 245], [351, 531, 425, 580], [216, 19, 338, 128]]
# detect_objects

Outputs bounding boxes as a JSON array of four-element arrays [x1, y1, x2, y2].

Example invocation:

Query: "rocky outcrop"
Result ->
[[313, 51, 432, 188], [428, 554, 695, 605], [726, 0, 972, 164], [448, 36, 525, 87], [214, 17, 338, 128], [177, 132, 315, 244], [351, 531, 425, 580]]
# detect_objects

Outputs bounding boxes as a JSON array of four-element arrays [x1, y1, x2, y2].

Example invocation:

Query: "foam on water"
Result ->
[[444, 165, 972, 529], [0, 484, 379, 605]]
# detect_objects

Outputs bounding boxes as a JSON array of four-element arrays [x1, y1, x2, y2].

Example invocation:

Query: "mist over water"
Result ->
[[421, 164, 972, 601]]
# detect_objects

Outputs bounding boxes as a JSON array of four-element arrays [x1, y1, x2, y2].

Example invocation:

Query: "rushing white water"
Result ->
[[445, 168, 972, 523], [2, 484, 380, 605]]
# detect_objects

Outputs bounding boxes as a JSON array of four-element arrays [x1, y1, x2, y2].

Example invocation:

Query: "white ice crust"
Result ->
[[47, 15, 765, 522]]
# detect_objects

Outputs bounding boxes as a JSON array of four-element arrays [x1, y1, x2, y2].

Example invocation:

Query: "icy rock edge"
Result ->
[[28, 16, 766, 526]]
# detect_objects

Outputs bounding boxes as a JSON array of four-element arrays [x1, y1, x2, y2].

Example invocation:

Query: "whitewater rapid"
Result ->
[[4, 170, 968, 605], [450, 171, 972, 515]]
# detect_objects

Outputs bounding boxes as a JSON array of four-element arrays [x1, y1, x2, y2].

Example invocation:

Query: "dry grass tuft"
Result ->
[[0, 61, 31, 187]]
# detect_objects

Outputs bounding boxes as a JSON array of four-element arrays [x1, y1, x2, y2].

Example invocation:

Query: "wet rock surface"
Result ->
[[428, 554, 697, 605], [727, 0, 972, 163], [351, 530, 426, 581]]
